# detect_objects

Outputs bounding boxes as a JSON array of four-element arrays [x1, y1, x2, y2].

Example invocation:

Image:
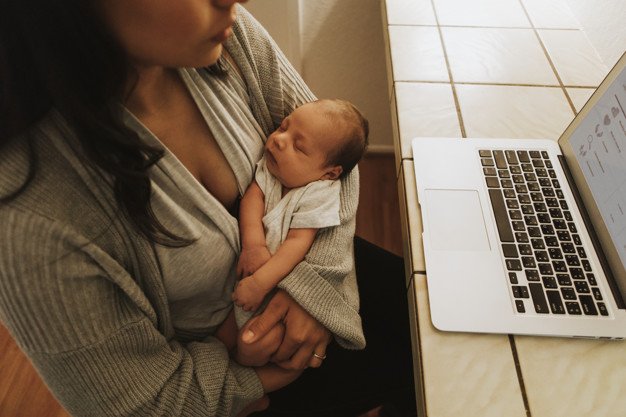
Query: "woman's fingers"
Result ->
[[309, 344, 328, 368]]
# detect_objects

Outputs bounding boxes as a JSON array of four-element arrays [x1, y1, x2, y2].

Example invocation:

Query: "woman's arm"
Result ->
[[0, 212, 263, 417]]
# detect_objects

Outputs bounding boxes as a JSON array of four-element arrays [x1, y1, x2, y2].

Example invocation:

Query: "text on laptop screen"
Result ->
[[565, 63, 626, 288]]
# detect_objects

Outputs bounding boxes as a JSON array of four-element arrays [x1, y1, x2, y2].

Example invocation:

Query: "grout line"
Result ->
[[428, 0, 467, 138], [394, 80, 598, 89], [509, 335, 532, 417], [389, 23, 580, 31], [516, 0, 578, 115]]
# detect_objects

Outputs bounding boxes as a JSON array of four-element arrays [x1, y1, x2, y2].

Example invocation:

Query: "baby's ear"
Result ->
[[322, 165, 343, 180]]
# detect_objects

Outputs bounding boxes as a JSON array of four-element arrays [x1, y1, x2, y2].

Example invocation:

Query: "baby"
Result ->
[[216, 99, 369, 366]]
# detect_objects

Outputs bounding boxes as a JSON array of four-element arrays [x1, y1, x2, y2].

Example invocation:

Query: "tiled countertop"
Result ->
[[382, 0, 626, 416]]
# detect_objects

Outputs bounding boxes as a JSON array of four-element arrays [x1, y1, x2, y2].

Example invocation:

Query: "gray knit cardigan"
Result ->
[[0, 7, 364, 417]]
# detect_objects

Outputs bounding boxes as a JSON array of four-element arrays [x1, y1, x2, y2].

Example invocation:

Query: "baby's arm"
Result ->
[[233, 227, 317, 311], [237, 180, 271, 278]]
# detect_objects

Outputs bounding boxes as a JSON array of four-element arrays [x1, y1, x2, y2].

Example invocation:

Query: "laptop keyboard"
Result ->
[[479, 149, 609, 317]]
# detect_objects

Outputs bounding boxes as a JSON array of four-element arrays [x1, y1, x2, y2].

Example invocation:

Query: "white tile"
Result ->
[[395, 82, 462, 159], [388, 26, 449, 82], [385, 0, 436, 25], [515, 336, 626, 417], [567, 88, 596, 113], [539, 30, 609, 86], [411, 274, 527, 417], [442, 27, 558, 85], [433, 0, 530, 28], [456, 84, 574, 140], [521, 0, 580, 29]]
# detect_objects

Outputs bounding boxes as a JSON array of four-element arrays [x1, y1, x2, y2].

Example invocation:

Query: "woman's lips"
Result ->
[[211, 27, 232, 43]]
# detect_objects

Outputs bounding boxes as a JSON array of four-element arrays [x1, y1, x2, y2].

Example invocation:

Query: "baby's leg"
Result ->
[[215, 309, 238, 352], [235, 319, 285, 367]]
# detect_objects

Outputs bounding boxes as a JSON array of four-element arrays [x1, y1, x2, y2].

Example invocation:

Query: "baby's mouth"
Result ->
[[265, 148, 277, 165]]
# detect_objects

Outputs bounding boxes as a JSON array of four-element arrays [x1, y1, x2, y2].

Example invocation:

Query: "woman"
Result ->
[[0, 1, 415, 416]]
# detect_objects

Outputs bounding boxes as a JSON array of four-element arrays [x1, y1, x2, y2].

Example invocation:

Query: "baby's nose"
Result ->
[[274, 135, 286, 150]]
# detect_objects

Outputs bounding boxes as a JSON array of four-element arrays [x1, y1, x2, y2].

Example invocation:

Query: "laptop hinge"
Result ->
[[558, 155, 625, 309]]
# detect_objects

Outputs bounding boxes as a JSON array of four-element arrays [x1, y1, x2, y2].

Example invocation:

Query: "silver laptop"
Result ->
[[411, 51, 626, 339]]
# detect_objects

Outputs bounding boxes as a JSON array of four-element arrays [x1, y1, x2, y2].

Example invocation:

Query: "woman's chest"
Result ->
[[146, 89, 241, 212]]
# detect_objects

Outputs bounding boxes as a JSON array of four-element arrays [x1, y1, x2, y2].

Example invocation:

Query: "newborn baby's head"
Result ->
[[264, 99, 369, 189]]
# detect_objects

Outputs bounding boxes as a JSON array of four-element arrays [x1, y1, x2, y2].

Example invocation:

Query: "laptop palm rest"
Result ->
[[425, 189, 491, 251]]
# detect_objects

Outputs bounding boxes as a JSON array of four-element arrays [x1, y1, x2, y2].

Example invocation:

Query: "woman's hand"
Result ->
[[241, 290, 331, 370], [237, 245, 271, 278]]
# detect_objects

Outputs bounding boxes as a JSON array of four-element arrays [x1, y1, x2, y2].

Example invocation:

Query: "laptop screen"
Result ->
[[559, 51, 626, 303]]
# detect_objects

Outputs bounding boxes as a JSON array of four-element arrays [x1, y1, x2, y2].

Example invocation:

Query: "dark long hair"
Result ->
[[0, 0, 192, 246]]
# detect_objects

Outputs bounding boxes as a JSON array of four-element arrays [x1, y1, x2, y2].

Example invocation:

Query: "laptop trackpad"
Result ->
[[425, 189, 491, 251]]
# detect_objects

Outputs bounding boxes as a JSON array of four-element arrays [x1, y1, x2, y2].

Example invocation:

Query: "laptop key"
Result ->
[[587, 273, 597, 286], [546, 290, 565, 314], [483, 167, 497, 176], [517, 150, 530, 162], [541, 151, 549, 159], [557, 274, 572, 286], [561, 287, 576, 300], [539, 263, 553, 275], [545, 236, 559, 247], [512, 221, 525, 231], [598, 303, 608, 316], [515, 232, 529, 243], [519, 244, 533, 255], [529, 151, 541, 159], [506, 259, 522, 271], [482, 158, 495, 166], [486, 177, 500, 188], [522, 205, 535, 215], [509, 272, 518, 284], [525, 269, 540, 281], [488, 189, 515, 242], [512, 285, 529, 298], [505, 150, 519, 164], [529, 283, 549, 314], [548, 248, 563, 259], [479, 150, 491, 157], [570, 268, 584, 279], [522, 256, 536, 268], [535, 250, 549, 262], [566, 301, 582, 315], [502, 244, 518, 258], [561, 242, 575, 253], [557, 231, 571, 241], [515, 300, 526, 313], [531, 238, 545, 249], [592, 287, 603, 301], [506, 199, 519, 209], [499, 169, 511, 178], [575, 281, 590, 294], [579, 295, 598, 315], [493, 150, 507, 169], [582, 259, 592, 272], [552, 261, 567, 272], [572, 234, 582, 245], [543, 276, 557, 289], [565, 255, 580, 266]]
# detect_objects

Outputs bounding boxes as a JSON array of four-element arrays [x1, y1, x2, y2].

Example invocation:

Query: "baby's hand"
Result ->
[[233, 275, 269, 311], [237, 245, 271, 278]]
